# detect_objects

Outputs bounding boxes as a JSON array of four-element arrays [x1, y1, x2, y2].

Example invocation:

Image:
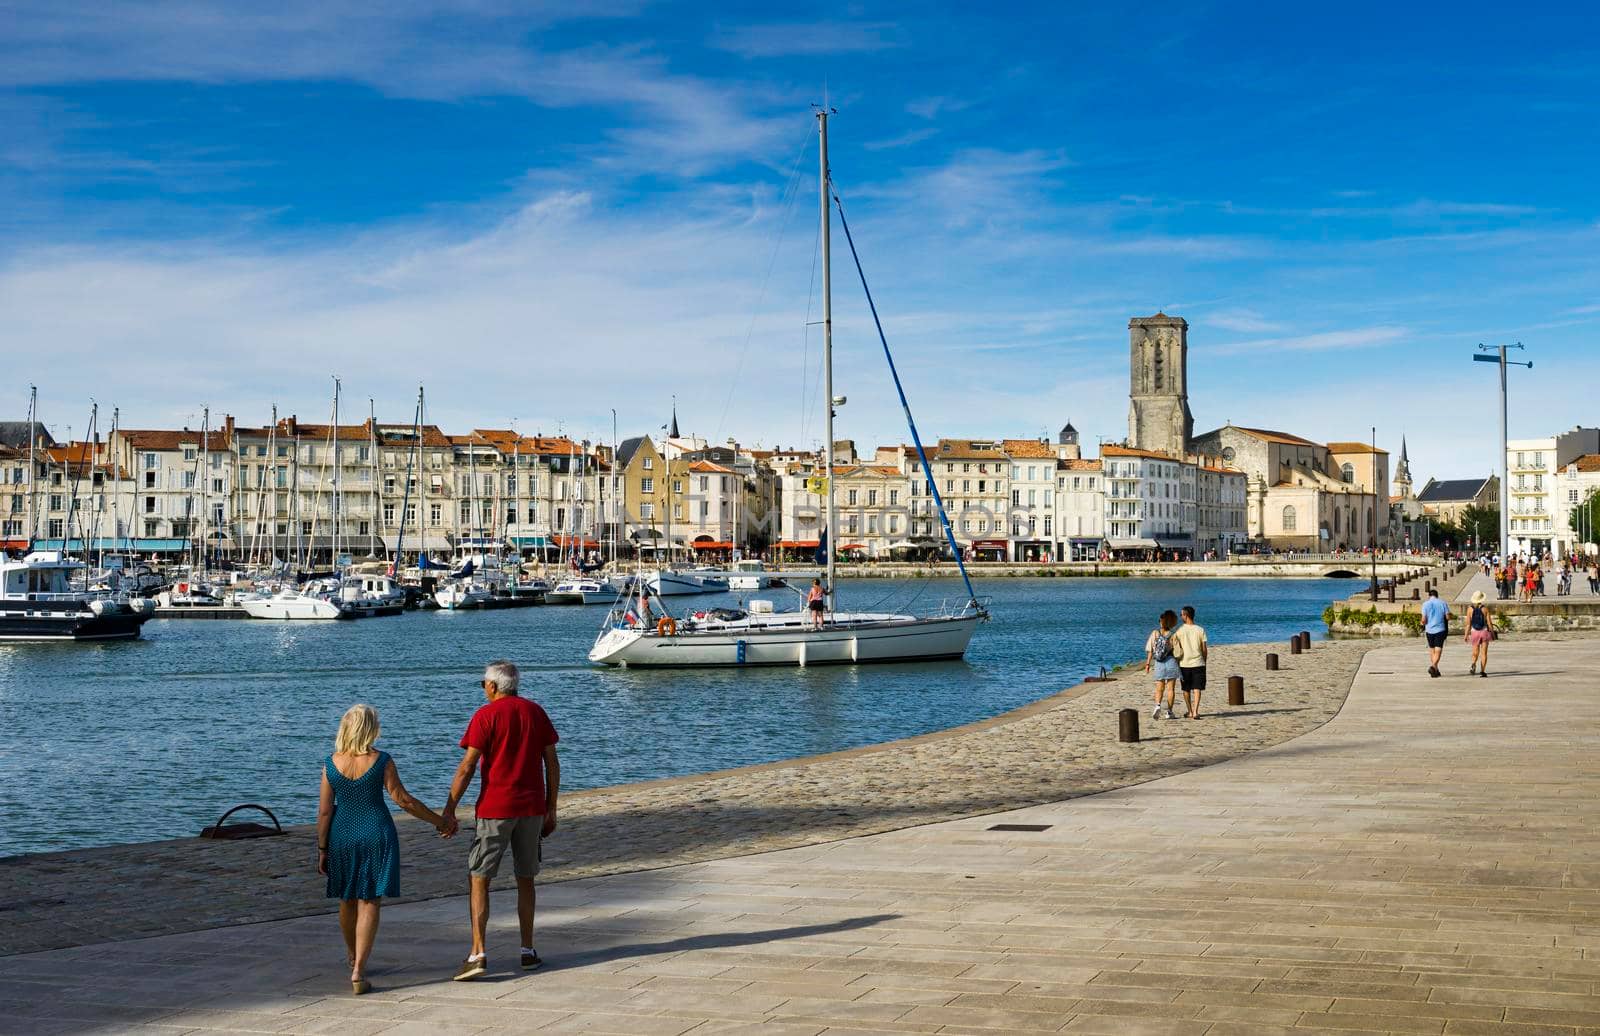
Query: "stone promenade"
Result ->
[[4, 637, 1599, 1034], [0, 638, 1367, 957]]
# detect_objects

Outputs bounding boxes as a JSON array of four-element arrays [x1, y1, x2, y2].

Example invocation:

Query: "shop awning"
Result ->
[[551, 534, 599, 550], [777, 539, 820, 549], [691, 540, 734, 551], [971, 539, 1009, 549], [32, 536, 192, 552], [839, 543, 867, 550], [510, 535, 549, 549], [1107, 538, 1159, 549]]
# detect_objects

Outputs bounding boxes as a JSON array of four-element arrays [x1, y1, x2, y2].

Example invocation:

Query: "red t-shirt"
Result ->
[[460, 696, 559, 819]]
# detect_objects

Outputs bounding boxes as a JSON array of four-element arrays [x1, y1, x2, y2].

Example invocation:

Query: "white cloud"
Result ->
[[1208, 326, 1409, 356], [1206, 308, 1284, 334]]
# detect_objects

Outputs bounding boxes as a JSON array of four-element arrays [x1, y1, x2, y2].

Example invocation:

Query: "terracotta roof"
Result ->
[[1232, 426, 1321, 447], [1327, 442, 1388, 455], [1200, 464, 1244, 475], [1572, 454, 1600, 473], [118, 428, 231, 450], [1000, 438, 1056, 458], [1100, 444, 1179, 460], [935, 439, 1006, 460], [687, 460, 735, 474], [1059, 458, 1102, 471]]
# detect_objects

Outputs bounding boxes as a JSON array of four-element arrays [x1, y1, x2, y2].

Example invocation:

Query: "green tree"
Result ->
[[1458, 505, 1500, 548]]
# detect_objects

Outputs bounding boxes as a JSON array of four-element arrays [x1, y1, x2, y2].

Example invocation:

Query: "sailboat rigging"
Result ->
[[589, 109, 987, 667]]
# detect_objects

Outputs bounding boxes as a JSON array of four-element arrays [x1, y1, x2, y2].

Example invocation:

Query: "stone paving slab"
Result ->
[[0, 638, 1371, 957], [3, 638, 1598, 1034]]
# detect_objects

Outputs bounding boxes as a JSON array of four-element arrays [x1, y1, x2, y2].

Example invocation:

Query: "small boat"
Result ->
[[0, 551, 157, 641], [240, 586, 348, 620], [434, 575, 496, 610], [546, 576, 621, 605], [156, 580, 223, 608], [644, 568, 725, 596], [336, 574, 406, 618]]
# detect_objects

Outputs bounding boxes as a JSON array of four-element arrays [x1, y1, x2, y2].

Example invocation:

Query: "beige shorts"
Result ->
[[467, 816, 542, 879]]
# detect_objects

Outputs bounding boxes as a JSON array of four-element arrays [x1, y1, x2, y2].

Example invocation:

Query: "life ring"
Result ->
[[656, 616, 677, 636]]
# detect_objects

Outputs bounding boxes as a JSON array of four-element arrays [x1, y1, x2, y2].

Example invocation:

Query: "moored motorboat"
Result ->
[[0, 551, 157, 641], [546, 576, 620, 605], [240, 586, 348, 620]]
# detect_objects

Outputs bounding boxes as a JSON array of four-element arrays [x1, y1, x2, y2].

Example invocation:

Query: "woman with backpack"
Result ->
[[1464, 590, 1493, 677], [1144, 609, 1181, 720]]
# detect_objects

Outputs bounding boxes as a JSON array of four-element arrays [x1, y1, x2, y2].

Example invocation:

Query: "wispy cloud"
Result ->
[[710, 20, 904, 58], [863, 128, 939, 152], [907, 95, 975, 120], [1207, 308, 1284, 334], [1210, 326, 1409, 356]]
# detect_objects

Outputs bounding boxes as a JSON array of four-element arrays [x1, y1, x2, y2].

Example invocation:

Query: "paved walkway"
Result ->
[[5, 637, 1599, 1035], [0, 639, 1369, 957]]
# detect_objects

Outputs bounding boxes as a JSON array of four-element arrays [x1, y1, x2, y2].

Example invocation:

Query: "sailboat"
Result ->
[[589, 110, 987, 667]]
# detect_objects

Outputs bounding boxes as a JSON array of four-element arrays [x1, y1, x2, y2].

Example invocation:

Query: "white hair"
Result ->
[[484, 659, 519, 695]]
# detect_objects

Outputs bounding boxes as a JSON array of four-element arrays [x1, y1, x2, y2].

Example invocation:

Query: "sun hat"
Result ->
[[1470, 590, 1486, 604]]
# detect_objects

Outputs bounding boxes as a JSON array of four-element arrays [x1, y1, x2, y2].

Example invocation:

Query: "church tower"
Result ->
[[1127, 312, 1193, 457], [1394, 435, 1413, 500]]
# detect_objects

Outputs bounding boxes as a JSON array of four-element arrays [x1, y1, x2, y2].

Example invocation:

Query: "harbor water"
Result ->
[[0, 576, 1345, 858]]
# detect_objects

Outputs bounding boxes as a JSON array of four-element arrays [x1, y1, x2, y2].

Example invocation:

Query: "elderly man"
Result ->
[[442, 660, 560, 979]]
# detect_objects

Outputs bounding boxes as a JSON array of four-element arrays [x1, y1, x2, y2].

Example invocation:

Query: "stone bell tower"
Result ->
[[1127, 312, 1193, 457]]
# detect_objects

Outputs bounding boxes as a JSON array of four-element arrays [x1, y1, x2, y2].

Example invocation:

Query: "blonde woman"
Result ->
[[317, 704, 452, 994]]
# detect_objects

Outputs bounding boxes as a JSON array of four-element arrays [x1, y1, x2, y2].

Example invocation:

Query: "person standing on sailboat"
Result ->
[[807, 578, 826, 629]]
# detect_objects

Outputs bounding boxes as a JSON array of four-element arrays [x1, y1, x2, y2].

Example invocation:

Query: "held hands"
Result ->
[[437, 808, 460, 839]]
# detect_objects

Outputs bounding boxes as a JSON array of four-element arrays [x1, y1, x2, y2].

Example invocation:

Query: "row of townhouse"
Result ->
[[770, 425, 1249, 562]]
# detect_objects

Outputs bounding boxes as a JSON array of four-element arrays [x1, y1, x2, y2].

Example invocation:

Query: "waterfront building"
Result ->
[[833, 454, 911, 559], [1195, 461, 1248, 558], [1506, 428, 1599, 557], [933, 439, 1010, 560], [1556, 455, 1600, 551], [1053, 457, 1105, 561], [1100, 445, 1191, 557], [107, 422, 237, 558], [617, 435, 671, 557], [1002, 439, 1057, 562]]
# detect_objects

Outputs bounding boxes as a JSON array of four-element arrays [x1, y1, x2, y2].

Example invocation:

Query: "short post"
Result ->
[[1117, 708, 1140, 743], [1412, 588, 1420, 600], [1227, 675, 1244, 705], [1290, 636, 1302, 655], [1266, 652, 1279, 671], [1387, 583, 1395, 603], [1298, 630, 1311, 648]]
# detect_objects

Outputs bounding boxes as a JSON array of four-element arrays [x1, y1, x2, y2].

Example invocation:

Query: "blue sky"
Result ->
[[2, 2, 1596, 480]]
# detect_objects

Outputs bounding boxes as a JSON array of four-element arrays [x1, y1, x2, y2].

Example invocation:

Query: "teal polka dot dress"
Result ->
[[324, 751, 401, 900]]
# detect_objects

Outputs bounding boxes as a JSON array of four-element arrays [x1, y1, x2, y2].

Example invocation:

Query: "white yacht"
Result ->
[[240, 586, 347, 620], [0, 551, 157, 640], [546, 576, 620, 605], [643, 569, 724, 596]]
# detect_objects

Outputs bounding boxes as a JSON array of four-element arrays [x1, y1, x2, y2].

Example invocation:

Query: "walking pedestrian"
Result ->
[[1588, 560, 1599, 595], [1421, 587, 1449, 678], [1144, 609, 1180, 720], [316, 704, 453, 995], [1173, 605, 1209, 718], [1464, 590, 1493, 678], [442, 660, 561, 980]]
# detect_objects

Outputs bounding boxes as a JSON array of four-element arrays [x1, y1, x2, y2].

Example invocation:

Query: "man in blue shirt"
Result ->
[[1421, 588, 1450, 678]]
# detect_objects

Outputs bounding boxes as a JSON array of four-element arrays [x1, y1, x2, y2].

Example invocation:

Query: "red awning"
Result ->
[[551, 535, 600, 549], [777, 539, 820, 549], [691, 540, 734, 550], [972, 539, 1009, 548], [839, 543, 867, 550], [0, 539, 28, 551]]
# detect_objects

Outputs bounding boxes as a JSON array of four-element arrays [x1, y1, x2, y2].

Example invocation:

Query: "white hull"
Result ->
[[645, 570, 723, 596], [589, 611, 981, 667], [435, 585, 492, 610], [240, 595, 347, 620]]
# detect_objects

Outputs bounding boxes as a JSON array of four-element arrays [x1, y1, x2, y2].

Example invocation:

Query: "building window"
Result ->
[[642, 456, 653, 470], [1341, 463, 1355, 483], [1282, 505, 1297, 532], [383, 503, 396, 526], [641, 502, 654, 519], [641, 477, 654, 494]]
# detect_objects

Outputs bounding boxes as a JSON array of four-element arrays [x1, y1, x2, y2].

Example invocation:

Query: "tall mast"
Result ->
[[26, 385, 37, 545], [818, 109, 837, 610], [199, 406, 210, 572], [331, 377, 341, 567], [368, 397, 379, 558], [513, 435, 522, 558]]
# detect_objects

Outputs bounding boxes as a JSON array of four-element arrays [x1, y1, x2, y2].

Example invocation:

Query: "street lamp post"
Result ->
[[1474, 342, 1531, 561]]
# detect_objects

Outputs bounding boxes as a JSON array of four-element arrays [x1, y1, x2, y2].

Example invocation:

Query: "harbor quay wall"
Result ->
[[837, 557, 1440, 580]]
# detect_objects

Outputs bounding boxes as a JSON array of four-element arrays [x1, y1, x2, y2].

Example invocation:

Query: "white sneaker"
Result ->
[[1152, 704, 1163, 719], [1163, 708, 1176, 720]]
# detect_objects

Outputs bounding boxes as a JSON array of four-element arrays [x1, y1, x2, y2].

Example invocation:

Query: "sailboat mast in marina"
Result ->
[[588, 109, 987, 667]]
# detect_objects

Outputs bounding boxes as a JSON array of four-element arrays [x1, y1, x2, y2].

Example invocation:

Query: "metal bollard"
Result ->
[[1388, 584, 1395, 603], [1117, 708, 1140, 743], [1227, 675, 1244, 705], [1266, 652, 1279, 671], [1412, 588, 1420, 600], [1298, 630, 1311, 649], [1290, 636, 1302, 655]]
